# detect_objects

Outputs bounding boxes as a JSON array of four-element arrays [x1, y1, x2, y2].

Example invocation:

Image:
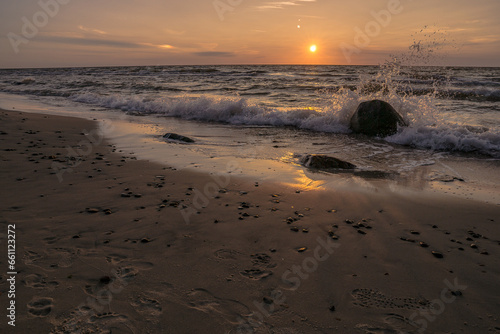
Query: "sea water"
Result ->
[[0, 64, 499, 203]]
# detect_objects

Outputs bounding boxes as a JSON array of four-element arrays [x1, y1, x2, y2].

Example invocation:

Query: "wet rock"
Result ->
[[301, 154, 356, 170], [163, 133, 195, 143], [350, 100, 407, 137]]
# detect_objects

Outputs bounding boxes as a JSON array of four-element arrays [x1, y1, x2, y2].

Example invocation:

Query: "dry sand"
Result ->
[[0, 109, 499, 333]]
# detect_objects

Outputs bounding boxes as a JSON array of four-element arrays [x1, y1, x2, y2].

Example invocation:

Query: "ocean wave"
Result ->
[[71, 91, 500, 157]]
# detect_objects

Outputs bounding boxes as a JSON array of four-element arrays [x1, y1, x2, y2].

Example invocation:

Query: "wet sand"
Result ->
[[0, 109, 499, 333]]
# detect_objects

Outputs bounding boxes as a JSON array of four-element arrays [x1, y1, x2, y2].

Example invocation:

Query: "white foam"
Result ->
[[71, 91, 500, 157]]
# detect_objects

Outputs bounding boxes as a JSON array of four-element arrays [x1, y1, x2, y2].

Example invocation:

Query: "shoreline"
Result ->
[[1, 91, 499, 207], [1, 108, 499, 333]]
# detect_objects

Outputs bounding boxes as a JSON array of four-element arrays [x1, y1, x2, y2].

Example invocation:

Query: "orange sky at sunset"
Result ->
[[1, 0, 499, 68]]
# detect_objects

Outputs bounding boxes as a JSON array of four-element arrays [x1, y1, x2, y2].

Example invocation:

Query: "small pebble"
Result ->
[[297, 247, 307, 253], [431, 251, 444, 258], [419, 242, 429, 248], [99, 276, 112, 285]]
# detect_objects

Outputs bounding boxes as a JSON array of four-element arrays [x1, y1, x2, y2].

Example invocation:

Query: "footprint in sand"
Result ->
[[352, 288, 429, 310], [187, 288, 252, 325], [23, 248, 75, 270], [27, 297, 53, 317], [22, 274, 59, 290], [240, 253, 275, 280], [239, 269, 273, 280], [214, 249, 243, 260], [355, 313, 421, 334], [131, 295, 163, 317]]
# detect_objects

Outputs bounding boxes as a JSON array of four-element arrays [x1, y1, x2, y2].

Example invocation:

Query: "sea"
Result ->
[[0, 64, 499, 203]]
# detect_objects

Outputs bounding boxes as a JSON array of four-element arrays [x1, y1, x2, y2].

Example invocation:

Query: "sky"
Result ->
[[1, 0, 499, 68]]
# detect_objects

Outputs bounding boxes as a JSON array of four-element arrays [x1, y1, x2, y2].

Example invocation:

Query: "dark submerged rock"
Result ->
[[350, 100, 407, 137], [163, 133, 195, 143], [301, 154, 356, 170]]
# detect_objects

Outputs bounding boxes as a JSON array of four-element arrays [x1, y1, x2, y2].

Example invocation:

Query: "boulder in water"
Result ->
[[163, 133, 195, 143], [350, 100, 407, 137], [301, 154, 356, 170]]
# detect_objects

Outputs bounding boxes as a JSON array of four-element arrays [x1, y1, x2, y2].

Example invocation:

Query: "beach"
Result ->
[[1, 108, 499, 333]]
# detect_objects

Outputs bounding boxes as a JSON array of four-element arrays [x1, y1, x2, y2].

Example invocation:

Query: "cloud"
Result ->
[[78, 26, 107, 35], [39, 35, 144, 48], [193, 51, 236, 57], [256, 0, 316, 10]]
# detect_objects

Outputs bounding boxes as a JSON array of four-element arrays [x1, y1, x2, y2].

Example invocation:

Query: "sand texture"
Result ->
[[1, 109, 499, 333]]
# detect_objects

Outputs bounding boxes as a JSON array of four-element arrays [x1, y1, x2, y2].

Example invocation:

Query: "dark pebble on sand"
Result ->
[[141, 238, 151, 243], [432, 225, 438, 229], [263, 297, 273, 305], [290, 227, 299, 232], [480, 251, 489, 255], [329, 305, 336, 312], [242, 213, 250, 217], [121, 193, 131, 198], [470, 244, 478, 249], [345, 219, 354, 224], [297, 247, 307, 253], [451, 290, 463, 296], [302, 229, 309, 233], [410, 230, 420, 235], [100, 276, 112, 285], [134, 194, 142, 198], [419, 242, 429, 248], [400, 237, 415, 243], [357, 230, 366, 235], [104, 209, 112, 215], [72, 235, 81, 239], [86, 208, 100, 214], [431, 251, 444, 258], [214, 219, 219, 224], [270, 249, 277, 253]]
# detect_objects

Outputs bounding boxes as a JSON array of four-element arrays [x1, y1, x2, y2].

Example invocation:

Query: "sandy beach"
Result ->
[[1, 108, 499, 333]]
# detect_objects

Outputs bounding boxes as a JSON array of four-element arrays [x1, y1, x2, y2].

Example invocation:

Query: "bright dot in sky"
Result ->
[[309, 45, 317, 52], [297, 25, 301, 29]]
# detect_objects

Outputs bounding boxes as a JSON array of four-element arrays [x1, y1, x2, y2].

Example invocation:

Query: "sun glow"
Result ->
[[309, 45, 317, 53]]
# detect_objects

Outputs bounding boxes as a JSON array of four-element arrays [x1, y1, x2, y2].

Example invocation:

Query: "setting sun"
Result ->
[[309, 45, 317, 53]]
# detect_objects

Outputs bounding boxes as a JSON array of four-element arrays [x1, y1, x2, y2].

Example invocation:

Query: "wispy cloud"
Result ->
[[467, 35, 500, 44], [193, 51, 236, 57], [256, 0, 316, 10], [40, 35, 142, 48], [78, 25, 107, 35]]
